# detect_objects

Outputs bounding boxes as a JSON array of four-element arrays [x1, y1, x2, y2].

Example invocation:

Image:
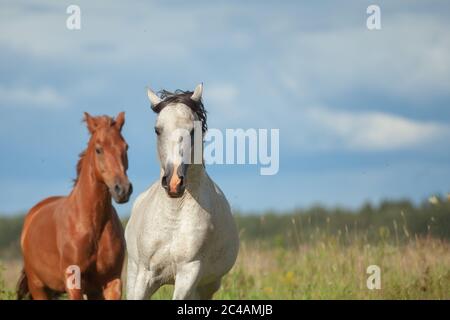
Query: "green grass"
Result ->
[[139, 237, 450, 300], [1, 198, 449, 299], [1, 237, 449, 300], [0, 265, 15, 300]]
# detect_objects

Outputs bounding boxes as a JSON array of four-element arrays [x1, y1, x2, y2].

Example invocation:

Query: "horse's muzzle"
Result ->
[[161, 163, 187, 198], [111, 181, 133, 204]]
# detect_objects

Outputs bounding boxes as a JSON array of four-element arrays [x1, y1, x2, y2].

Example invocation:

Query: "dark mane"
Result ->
[[73, 150, 86, 186], [152, 89, 207, 133]]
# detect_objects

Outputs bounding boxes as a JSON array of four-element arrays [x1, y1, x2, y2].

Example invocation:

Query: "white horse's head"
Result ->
[[147, 84, 206, 198]]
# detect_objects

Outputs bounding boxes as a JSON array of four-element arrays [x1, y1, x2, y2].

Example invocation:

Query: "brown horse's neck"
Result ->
[[70, 146, 112, 232]]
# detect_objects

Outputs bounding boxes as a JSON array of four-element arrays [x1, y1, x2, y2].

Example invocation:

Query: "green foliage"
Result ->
[[0, 215, 23, 259], [234, 198, 450, 247], [1, 198, 449, 258]]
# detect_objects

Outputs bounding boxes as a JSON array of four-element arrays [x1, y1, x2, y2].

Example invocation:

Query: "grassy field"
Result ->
[[1, 236, 449, 299], [2, 199, 449, 299]]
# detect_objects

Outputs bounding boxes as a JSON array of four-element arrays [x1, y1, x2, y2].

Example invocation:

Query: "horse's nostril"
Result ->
[[114, 184, 121, 195], [161, 176, 168, 190], [179, 176, 184, 187]]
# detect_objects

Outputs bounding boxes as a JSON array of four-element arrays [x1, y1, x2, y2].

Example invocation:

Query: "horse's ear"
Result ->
[[115, 111, 125, 131], [84, 112, 97, 134], [147, 88, 161, 110], [191, 83, 203, 102]]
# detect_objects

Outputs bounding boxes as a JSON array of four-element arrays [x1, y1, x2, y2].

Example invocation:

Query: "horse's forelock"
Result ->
[[153, 90, 207, 133]]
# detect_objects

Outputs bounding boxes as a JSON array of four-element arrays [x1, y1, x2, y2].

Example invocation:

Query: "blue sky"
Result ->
[[0, 0, 449, 216]]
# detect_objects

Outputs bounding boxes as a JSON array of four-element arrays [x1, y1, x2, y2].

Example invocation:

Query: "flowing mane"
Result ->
[[152, 89, 208, 133]]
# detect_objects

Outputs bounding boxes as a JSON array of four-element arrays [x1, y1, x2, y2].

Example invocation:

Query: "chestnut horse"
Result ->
[[17, 112, 132, 300]]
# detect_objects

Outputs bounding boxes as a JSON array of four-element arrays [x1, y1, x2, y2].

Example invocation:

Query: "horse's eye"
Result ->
[[155, 127, 161, 136], [95, 147, 102, 154]]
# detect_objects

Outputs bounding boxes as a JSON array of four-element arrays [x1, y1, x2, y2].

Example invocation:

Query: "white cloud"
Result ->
[[0, 1, 243, 65], [2, 1, 449, 101], [1, 0, 449, 152], [0, 85, 67, 109], [207, 83, 238, 103], [0, 1, 193, 63], [274, 14, 450, 102], [302, 106, 449, 151], [204, 83, 245, 126]]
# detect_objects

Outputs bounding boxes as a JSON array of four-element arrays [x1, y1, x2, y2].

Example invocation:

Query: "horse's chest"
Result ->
[[144, 217, 212, 267], [61, 225, 123, 276]]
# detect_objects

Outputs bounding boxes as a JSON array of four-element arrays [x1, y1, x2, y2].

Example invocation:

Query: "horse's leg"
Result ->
[[103, 278, 122, 300], [66, 287, 84, 300], [173, 261, 202, 300], [27, 273, 49, 300], [126, 257, 138, 299], [64, 273, 84, 300], [127, 264, 150, 300], [198, 278, 221, 300]]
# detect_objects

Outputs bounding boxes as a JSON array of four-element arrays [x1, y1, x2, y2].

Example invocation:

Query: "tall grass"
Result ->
[[146, 237, 450, 300], [0, 264, 15, 300], [1, 198, 449, 299], [1, 237, 449, 300]]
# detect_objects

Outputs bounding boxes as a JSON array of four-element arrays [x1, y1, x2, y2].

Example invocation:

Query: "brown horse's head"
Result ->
[[83, 112, 133, 204]]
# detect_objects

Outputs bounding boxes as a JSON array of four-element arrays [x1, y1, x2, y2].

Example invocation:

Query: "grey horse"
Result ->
[[125, 84, 239, 299]]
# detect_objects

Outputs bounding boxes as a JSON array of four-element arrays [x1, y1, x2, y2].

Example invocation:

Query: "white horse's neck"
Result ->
[[186, 163, 207, 191]]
